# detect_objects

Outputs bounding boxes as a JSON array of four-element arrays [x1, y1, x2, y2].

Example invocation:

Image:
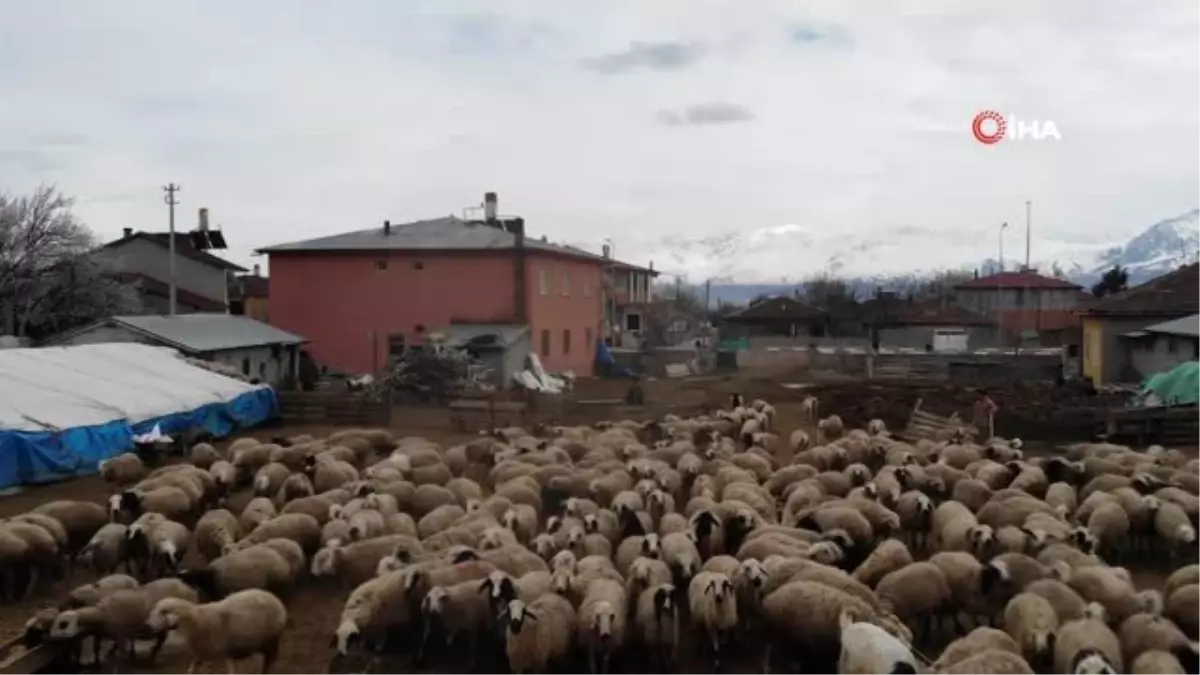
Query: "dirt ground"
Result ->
[[0, 373, 1192, 673]]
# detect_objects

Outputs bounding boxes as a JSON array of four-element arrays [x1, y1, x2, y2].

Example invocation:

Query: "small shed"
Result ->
[[439, 323, 531, 388], [1121, 313, 1199, 380], [44, 314, 307, 387], [875, 300, 995, 350]]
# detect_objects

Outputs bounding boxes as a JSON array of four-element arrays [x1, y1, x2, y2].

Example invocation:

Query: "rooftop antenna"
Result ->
[[1025, 200, 1032, 270]]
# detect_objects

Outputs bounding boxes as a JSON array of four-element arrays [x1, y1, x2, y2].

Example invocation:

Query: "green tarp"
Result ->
[[1141, 360, 1199, 406]]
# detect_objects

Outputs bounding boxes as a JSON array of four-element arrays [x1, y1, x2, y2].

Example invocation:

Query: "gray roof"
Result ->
[[91, 314, 306, 353], [256, 216, 655, 272], [1138, 314, 1199, 338], [437, 323, 530, 349]]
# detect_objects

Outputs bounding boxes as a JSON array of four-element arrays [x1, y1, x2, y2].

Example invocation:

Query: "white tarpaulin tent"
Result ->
[[0, 343, 278, 488]]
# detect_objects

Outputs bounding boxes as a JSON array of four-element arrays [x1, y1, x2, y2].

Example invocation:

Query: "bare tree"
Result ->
[[0, 185, 140, 339], [799, 273, 852, 308]]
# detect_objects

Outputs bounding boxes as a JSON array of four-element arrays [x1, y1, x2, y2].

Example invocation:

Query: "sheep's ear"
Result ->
[[477, 579, 491, 594], [704, 580, 715, 595]]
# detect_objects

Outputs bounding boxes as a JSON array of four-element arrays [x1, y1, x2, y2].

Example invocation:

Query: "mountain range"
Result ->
[[574, 209, 1199, 306]]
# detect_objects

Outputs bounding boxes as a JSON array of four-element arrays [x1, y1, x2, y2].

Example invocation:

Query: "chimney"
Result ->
[[484, 192, 498, 222], [974, 269, 979, 279], [512, 217, 527, 324], [649, 260, 654, 271], [383, 220, 391, 236], [253, 263, 261, 276], [602, 243, 611, 259], [198, 207, 209, 231], [123, 227, 133, 238]]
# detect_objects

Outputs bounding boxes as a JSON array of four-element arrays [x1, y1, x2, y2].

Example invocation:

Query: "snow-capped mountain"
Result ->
[[573, 209, 1199, 296]]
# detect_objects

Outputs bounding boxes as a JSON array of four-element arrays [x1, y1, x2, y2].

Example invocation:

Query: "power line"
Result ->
[[163, 183, 180, 315]]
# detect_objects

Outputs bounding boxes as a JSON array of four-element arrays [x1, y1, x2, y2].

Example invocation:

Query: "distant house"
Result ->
[[96, 227, 245, 313], [230, 264, 270, 322], [876, 300, 995, 350], [1082, 264, 1199, 384], [604, 255, 660, 346], [257, 192, 649, 377], [721, 297, 826, 338], [953, 269, 1084, 346], [1121, 314, 1199, 380], [44, 314, 306, 387]]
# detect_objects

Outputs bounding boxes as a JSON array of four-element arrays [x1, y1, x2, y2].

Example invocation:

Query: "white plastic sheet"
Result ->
[[0, 343, 268, 432]]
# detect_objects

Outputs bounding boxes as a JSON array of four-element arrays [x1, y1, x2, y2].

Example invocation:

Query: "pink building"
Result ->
[[259, 194, 650, 379]]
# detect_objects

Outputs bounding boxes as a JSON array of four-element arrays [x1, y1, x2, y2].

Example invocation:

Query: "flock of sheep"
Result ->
[[1, 393, 1198, 674]]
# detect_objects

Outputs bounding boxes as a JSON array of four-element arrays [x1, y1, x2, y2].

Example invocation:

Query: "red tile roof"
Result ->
[[1083, 263, 1198, 317], [954, 270, 1082, 290], [883, 301, 994, 327]]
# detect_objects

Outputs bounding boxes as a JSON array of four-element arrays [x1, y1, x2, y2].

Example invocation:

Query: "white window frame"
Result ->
[[561, 268, 570, 296], [583, 275, 592, 298], [539, 268, 549, 296]]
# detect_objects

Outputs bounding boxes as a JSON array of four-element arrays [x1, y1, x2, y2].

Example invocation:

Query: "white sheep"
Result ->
[[147, 588, 287, 673], [687, 571, 738, 670], [1003, 592, 1059, 670], [500, 594, 577, 674], [420, 579, 493, 661], [577, 578, 628, 673], [837, 608, 917, 674]]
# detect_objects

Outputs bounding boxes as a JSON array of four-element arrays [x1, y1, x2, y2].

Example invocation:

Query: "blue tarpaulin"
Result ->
[[0, 343, 280, 490]]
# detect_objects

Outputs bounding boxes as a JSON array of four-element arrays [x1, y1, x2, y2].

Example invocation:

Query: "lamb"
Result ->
[[98, 453, 147, 487], [838, 609, 918, 675], [1003, 592, 1059, 671], [687, 571, 739, 670], [577, 578, 628, 674], [147, 588, 287, 673], [500, 594, 577, 674]]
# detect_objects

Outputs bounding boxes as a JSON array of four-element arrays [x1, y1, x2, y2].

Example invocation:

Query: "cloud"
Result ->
[[582, 40, 706, 74], [0, 1, 1193, 281], [657, 102, 755, 126]]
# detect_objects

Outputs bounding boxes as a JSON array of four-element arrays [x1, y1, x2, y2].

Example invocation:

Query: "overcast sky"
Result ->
[[1, 0, 1196, 277]]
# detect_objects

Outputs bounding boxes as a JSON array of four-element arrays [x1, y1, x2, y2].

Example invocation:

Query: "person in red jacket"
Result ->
[[973, 389, 999, 436]]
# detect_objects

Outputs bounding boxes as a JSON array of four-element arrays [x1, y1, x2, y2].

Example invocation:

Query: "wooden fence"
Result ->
[[277, 391, 391, 426], [1098, 405, 1198, 447]]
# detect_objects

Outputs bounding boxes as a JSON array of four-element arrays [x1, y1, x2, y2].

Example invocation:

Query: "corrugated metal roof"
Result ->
[[109, 314, 306, 353], [1140, 314, 1200, 338], [257, 216, 657, 273], [438, 323, 529, 349]]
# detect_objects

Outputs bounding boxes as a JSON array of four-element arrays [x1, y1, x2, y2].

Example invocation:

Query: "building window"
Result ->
[[388, 334, 406, 357], [241, 358, 250, 375], [561, 269, 570, 296], [540, 329, 550, 357], [562, 329, 571, 355], [585, 327, 593, 352], [583, 275, 592, 297], [626, 313, 642, 331], [376, 260, 388, 271], [539, 268, 549, 295]]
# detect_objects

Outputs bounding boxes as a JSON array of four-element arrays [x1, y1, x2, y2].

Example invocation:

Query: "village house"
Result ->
[[1081, 263, 1199, 384], [95, 215, 244, 314], [258, 193, 650, 378], [720, 296, 827, 339], [605, 255, 659, 347], [875, 299, 995, 351], [230, 264, 270, 322], [44, 313, 306, 386], [953, 268, 1085, 346], [1121, 314, 1199, 380]]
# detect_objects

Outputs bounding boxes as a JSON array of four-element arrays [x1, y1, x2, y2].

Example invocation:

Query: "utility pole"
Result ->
[[163, 183, 181, 315], [704, 278, 712, 319], [1025, 200, 1032, 270]]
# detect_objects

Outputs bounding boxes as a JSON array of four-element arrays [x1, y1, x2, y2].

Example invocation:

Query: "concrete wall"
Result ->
[[1127, 333, 1199, 380], [95, 238, 228, 306], [269, 251, 601, 376]]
